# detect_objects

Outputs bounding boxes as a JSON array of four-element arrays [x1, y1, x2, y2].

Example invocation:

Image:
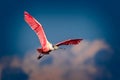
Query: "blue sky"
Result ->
[[1, 0, 120, 54], [0, 0, 120, 80]]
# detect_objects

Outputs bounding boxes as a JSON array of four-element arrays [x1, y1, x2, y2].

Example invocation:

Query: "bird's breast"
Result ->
[[42, 42, 54, 52]]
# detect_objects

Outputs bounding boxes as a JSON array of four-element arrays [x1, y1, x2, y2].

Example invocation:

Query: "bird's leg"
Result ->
[[37, 53, 44, 60]]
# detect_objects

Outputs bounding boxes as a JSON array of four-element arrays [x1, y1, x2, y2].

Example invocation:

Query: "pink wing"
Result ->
[[24, 11, 48, 48], [55, 39, 83, 46]]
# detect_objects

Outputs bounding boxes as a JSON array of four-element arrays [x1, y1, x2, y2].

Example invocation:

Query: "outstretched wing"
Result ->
[[24, 11, 48, 48], [55, 39, 83, 46]]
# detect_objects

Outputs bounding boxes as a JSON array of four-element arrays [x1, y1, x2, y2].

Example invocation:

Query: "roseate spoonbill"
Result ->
[[24, 11, 83, 59]]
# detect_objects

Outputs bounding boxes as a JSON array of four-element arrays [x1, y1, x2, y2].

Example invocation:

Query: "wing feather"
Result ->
[[24, 11, 48, 48], [55, 39, 83, 46]]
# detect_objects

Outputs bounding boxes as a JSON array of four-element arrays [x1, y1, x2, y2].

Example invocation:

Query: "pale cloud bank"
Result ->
[[0, 40, 112, 80]]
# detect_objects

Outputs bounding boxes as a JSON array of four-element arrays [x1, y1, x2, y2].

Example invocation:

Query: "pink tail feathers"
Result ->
[[37, 48, 43, 53]]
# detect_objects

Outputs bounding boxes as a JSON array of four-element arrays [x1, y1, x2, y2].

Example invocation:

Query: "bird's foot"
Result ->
[[37, 55, 43, 60]]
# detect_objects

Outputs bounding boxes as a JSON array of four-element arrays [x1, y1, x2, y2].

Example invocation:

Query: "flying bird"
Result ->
[[24, 11, 83, 59]]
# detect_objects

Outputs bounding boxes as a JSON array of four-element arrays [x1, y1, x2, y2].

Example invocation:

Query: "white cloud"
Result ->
[[0, 40, 112, 80], [0, 64, 3, 79]]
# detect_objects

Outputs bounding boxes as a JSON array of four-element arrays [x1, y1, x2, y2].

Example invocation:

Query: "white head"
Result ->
[[53, 45, 59, 50], [48, 42, 59, 51]]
